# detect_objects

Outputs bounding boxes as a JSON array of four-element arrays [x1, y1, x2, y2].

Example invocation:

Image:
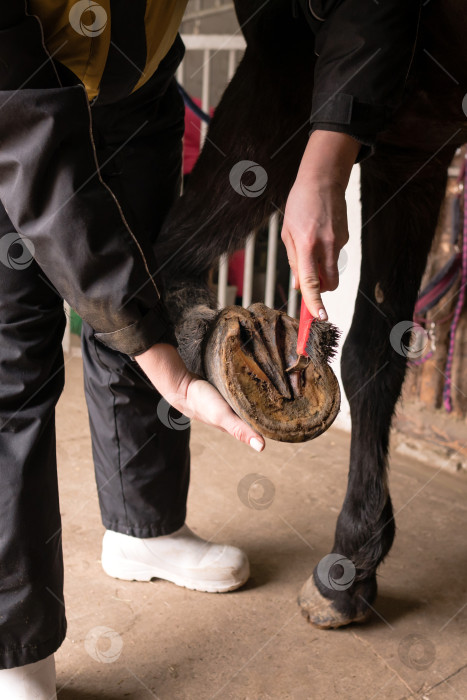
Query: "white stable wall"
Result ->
[[322, 165, 362, 432]]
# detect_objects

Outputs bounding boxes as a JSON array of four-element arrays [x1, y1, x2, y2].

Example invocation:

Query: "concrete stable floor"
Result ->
[[55, 355, 467, 700]]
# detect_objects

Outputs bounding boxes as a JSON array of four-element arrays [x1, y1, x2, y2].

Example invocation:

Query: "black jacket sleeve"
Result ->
[[0, 4, 177, 356], [303, 0, 421, 159]]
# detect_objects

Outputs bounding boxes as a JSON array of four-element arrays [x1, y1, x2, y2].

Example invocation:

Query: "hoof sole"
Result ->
[[298, 575, 371, 630], [204, 304, 340, 443]]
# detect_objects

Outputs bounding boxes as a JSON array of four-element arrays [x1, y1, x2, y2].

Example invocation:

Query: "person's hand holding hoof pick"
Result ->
[[281, 130, 360, 321]]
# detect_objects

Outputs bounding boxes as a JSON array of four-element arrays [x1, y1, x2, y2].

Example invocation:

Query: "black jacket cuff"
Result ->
[[95, 304, 178, 356], [311, 92, 387, 134], [310, 92, 389, 161]]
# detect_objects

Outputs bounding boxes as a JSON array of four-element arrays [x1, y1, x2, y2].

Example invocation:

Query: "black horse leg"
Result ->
[[157, 4, 316, 281], [299, 141, 457, 628], [157, 5, 316, 372]]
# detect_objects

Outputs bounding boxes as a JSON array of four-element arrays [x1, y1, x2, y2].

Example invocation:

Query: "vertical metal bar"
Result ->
[[227, 49, 236, 80], [200, 48, 210, 145], [176, 61, 184, 86], [264, 213, 279, 308], [217, 253, 229, 308], [242, 233, 256, 308], [62, 302, 71, 354], [287, 271, 299, 318]]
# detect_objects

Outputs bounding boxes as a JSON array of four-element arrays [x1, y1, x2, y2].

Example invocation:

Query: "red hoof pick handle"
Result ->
[[287, 298, 316, 373]]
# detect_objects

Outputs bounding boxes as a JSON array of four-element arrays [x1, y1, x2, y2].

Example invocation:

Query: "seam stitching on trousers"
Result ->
[[91, 333, 130, 527], [109, 366, 130, 528]]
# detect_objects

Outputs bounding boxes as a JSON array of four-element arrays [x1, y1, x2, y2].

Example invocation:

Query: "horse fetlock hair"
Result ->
[[163, 280, 219, 376]]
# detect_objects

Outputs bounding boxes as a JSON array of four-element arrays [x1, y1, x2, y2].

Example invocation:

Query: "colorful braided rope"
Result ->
[[443, 156, 467, 412]]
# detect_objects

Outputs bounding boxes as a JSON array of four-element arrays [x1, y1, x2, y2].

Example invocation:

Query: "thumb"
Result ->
[[186, 378, 265, 452], [222, 413, 265, 453], [297, 254, 328, 321]]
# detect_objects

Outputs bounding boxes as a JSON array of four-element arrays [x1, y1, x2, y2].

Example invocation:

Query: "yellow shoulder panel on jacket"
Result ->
[[28, 0, 112, 100], [28, 1, 187, 100], [132, 0, 188, 93]]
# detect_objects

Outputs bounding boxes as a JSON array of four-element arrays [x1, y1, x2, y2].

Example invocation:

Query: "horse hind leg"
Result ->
[[299, 140, 458, 628]]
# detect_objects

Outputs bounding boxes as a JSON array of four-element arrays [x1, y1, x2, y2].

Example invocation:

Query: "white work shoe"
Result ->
[[0, 654, 56, 700], [101, 524, 250, 593]]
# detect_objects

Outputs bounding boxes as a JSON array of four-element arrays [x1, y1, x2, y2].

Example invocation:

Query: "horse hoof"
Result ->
[[203, 303, 340, 443], [297, 575, 371, 629]]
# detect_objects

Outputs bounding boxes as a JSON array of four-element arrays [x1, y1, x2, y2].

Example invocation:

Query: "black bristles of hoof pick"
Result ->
[[305, 321, 341, 364]]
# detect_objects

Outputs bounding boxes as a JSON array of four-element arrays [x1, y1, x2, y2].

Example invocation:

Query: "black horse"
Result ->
[[157, 0, 467, 628]]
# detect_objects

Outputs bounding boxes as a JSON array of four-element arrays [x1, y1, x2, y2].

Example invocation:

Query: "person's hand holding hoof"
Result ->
[[135, 343, 265, 452]]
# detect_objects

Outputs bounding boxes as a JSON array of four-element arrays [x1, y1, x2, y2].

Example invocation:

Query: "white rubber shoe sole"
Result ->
[[101, 525, 250, 593]]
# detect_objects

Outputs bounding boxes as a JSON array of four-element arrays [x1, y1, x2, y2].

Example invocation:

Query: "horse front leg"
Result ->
[[299, 141, 457, 628], [156, 6, 316, 279], [156, 11, 318, 393]]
